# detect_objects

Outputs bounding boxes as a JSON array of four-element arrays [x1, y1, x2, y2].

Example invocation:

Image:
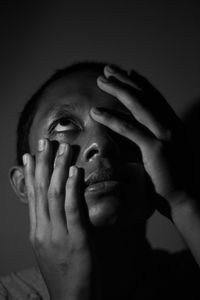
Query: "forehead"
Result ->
[[39, 70, 123, 110], [34, 69, 128, 119]]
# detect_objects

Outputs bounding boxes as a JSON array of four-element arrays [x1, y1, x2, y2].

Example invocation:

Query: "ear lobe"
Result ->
[[9, 166, 28, 204]]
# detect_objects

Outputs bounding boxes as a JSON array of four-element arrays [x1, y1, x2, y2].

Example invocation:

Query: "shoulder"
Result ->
[[0, 265, 49, 300]]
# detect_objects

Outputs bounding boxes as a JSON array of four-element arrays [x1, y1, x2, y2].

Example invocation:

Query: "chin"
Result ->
[[85, 193, 155, 229], [86, 195, 120, 227]]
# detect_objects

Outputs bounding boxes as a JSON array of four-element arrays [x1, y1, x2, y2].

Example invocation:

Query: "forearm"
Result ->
[[171, 191, 200, 267]]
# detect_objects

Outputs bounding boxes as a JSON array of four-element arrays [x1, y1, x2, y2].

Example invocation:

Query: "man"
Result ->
[[0, 62, 200, 299]]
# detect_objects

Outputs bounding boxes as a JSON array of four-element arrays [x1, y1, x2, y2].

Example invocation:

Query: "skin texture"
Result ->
[[11, 65, 200, 300], [29, 70, 154, 226]]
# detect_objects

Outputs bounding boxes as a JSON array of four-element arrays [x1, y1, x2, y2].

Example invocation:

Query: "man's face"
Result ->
[[29, 70, 154, 227]]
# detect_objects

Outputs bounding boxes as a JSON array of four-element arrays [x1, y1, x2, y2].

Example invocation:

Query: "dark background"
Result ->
[[0, 0, 200, 276]]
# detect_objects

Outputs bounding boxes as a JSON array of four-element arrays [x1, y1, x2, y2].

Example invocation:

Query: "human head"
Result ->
[[10, 61, 155, 229]]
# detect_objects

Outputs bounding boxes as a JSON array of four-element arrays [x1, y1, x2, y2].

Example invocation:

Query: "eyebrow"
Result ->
[[46, 102, 133, 123], [47, 103, 82, 119]]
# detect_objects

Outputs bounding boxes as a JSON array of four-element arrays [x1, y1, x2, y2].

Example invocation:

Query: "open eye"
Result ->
[[53, 118, 78, 132]]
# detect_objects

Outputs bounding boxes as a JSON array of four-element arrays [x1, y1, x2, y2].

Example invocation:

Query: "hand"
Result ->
[[90, 65, 189, 218], [22, 140, 94, 300]]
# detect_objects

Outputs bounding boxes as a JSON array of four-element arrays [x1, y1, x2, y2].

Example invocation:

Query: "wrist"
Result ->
[[170, 190, 199, 225], [169, 190, 200, 266]]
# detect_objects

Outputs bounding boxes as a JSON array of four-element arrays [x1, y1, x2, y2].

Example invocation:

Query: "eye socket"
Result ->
[[51, 118, 79, 133]]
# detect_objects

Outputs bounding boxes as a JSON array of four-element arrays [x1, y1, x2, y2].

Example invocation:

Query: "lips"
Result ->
[[85, 179, 121, 193], [85, 168, 120, 188], [84, 167, 124, 195]]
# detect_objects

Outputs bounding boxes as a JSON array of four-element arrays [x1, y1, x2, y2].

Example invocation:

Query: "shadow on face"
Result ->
[[28, 70, 155, 228]]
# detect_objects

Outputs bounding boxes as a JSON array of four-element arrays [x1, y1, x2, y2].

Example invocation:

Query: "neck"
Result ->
[[90, 224, 151, 300]]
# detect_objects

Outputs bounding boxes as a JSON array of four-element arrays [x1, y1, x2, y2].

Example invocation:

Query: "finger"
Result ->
[[35, 138, 52, 226], [104, 65, 142, 91], [90, 107, 156, 152], [23, 153, 36, 241], [65, 166, 86, 239], [128, 68, 179, 128], [129, 68, 165, 95], [105, 65, 175, 114], [104, 65, 154, 92], [48, 143, 72, 233], [96, 75, 173, 140]]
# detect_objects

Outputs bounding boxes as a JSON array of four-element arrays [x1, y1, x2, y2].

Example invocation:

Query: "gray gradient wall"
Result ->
[[0, 0, 200, 276]]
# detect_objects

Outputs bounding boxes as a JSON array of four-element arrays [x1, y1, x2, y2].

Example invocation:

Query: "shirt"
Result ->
[[0, 250, 199, 300]]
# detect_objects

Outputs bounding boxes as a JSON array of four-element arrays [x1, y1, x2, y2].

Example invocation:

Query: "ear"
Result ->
[[9, 166, 28, 204]]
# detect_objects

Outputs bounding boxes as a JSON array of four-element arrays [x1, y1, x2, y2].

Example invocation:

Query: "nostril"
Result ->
[[87, 149, 99, 161]]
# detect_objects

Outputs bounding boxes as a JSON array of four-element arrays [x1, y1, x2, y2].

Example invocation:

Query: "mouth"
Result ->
[[84, 168, 123, 194], [85, 180, 122, 194]]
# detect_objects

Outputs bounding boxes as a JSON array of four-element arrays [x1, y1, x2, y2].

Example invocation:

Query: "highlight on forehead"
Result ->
[[39, 70, 102, 110]]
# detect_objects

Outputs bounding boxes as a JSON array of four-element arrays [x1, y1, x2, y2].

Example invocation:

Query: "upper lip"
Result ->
[[85, 168, 120, 188]]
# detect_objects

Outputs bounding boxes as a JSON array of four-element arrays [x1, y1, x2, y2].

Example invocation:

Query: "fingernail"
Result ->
[[98, 76, 108, 83], [69, 166, 77, 177], [91, 107, 102, 115], [22, 154, 28, 165], [58, 143, 68, 155], [38, 139, 46, 151]]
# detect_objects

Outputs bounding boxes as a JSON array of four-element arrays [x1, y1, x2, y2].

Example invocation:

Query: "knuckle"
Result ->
[[51, 235, 59, 247], [65, 202, 77, 215], [35, 182, 46, 194], [124, 120, 133, 130], [48, 188, 61, 201], [27, 188, 35, 200], [66, 177, 74, 190], [34, 231, 47, 248], [51, 234, 63, 248], [119, 120, 133, 135], [120, 89, 131, 102]]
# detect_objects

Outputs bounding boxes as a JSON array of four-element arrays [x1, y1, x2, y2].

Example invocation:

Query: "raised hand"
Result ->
[[22, 140, 94, 300], [90, 65, 188, 218]]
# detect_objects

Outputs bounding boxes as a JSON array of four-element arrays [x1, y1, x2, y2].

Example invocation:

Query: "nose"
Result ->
[[80, 122, 120, 164]]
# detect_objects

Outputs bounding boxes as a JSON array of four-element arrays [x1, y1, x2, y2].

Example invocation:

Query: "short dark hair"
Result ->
[[16, 61, 120, 165]]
